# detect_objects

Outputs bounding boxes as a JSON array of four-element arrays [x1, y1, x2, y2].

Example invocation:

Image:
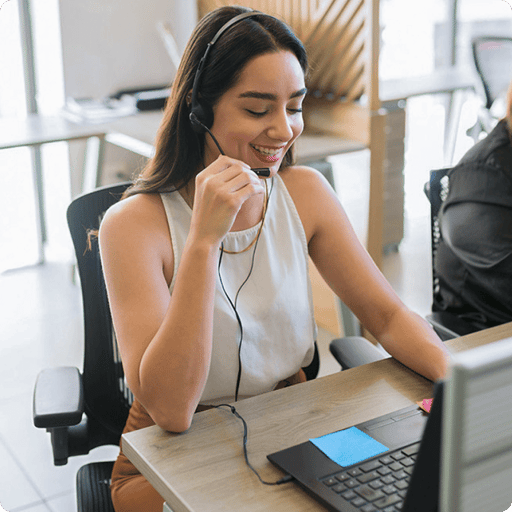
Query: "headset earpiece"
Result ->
[[189, 105, 212, 134], [189, 10, 267, 134], [189, 111, 205, 133]]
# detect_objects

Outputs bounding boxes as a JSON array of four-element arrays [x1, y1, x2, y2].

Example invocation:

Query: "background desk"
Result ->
[[122, 322, 512, 512], [380, 67, 475, 104], [0, 114, 108, 262], [381, 66, 477, 165]]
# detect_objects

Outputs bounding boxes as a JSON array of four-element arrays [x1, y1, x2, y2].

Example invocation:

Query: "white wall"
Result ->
[[59, 0, 197, 100], [58, 0, 197, 192]]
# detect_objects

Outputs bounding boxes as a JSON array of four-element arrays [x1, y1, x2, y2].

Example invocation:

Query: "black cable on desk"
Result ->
[[213, 404, 295, 486]]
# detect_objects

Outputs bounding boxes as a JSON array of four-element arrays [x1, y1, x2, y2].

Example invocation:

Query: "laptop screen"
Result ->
[[402, 381, 443, 512], [440, 336, 512, 512]]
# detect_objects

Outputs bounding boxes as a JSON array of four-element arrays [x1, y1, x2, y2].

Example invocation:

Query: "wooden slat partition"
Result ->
[[198, 0, 377, 105]]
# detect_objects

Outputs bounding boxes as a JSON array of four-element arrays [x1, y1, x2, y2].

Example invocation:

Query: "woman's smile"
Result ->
[[250, 143, 285, 162]]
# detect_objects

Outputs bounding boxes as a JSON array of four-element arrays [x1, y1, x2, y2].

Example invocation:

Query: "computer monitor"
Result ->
[[441, 336, 512, 512]]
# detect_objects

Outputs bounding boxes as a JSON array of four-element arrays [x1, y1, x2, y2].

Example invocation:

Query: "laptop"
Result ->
[[267, 382, 444, 512], [269, 336, 512, 512]]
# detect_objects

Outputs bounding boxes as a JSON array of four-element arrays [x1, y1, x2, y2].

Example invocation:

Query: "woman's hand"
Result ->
[[189, 155, 266, 246]]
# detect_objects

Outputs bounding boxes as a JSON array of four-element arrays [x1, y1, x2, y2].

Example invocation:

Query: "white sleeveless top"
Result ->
[[160, 174, 317, 404]]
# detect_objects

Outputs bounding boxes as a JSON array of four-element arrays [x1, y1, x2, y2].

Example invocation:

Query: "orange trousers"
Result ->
[[110, 399, 164, 512]]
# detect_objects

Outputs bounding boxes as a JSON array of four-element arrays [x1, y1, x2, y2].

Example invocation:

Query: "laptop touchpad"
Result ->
[[363, 410, 427, 449]]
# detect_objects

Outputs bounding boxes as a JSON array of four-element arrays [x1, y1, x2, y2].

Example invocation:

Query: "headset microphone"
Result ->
[[251, 168, 271, 177], [190, 112, 270, 177]]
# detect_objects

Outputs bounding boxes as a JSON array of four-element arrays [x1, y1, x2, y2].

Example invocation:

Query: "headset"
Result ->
[[189, 10, 272, 177]]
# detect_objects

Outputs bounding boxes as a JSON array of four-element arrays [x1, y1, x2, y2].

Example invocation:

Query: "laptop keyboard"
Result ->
[[320, 442, 421, 512]]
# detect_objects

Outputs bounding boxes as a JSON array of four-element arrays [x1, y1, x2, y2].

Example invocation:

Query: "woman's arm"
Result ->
[[281, 166, 449, 381], [99, 156, 265, 432]]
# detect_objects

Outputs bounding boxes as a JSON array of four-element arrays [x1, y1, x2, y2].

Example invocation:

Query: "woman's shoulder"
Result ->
[[278, 165, 338, 240], [456, 120, 512, 170], [102, 192, 166, 228], [280, 163, 324, 180], [279, 164, 331, 192], [100, 192, 171, 254], [279, 164, 336, 205]]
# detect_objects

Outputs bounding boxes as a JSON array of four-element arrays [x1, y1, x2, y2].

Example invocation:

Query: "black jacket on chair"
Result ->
[[434, 119, 512, 328]]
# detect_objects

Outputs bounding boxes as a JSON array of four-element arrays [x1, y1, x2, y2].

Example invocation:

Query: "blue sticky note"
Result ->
[[310, 427, 389, 467]]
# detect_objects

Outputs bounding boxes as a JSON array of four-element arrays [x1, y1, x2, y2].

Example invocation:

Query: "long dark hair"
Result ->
[[123, 6, 308, 198]]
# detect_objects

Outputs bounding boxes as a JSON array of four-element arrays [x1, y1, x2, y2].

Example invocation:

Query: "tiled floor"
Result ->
[[0, 93, 478, 511], [0, 263, 119, 512]]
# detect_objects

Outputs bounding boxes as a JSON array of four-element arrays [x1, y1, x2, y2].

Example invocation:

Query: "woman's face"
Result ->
[[206, 50, 306, 176]]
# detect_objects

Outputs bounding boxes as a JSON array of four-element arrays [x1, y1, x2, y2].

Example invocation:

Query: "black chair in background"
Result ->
[[329, 335, 386, 370], [468, 36, 512, 141], [32, 180, 385, 511], [33, 182, 132, 512], [423, 168, 483, 341]]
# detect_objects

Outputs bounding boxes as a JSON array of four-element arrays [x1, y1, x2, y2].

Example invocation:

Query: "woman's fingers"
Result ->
[[189, 156, 265, 245]]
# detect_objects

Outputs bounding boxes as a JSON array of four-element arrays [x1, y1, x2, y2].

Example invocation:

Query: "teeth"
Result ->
[[252, 144, 281, 156]]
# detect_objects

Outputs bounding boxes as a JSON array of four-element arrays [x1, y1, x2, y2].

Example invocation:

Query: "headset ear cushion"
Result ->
[[189, 108, 206, 133], [190, 102, 214, 134]]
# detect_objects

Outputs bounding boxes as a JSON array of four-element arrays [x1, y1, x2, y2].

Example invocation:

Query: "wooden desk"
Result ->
[[0, 114, 108, 262], [122, 322, 512, 512], [0, 114, 108, 150], [379, 67, 475, 104], [380, 66, 477, 166]]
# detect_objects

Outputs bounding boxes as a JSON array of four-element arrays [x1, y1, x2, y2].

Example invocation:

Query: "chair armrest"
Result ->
[[33, 366, 84, 429], [426, 312, 481, 341], [330, 336, 388, 370]]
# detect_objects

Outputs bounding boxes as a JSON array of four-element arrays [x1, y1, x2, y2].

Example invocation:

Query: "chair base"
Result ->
[[76, 460, 115, 512]]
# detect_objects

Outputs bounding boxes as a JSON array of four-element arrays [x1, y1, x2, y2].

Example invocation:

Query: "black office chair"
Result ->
[[467, 36, 512, 141], [33, 182, 133, 512], [329, 335, 386, 370], [32, 181, 384, 511], [423, 168, 483, 341]]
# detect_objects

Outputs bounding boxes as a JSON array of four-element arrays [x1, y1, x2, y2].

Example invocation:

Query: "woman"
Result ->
[[99, 6, 449, 511], [434, 79, 512, 328]]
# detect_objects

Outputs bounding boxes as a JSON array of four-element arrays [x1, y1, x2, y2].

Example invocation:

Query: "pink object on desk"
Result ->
[[416, 398, 433, 413]]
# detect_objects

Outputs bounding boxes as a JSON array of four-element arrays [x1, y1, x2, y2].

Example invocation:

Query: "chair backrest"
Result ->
[[424, 169, 485, 339], [471, 36, 512, 110], [424, 168, 451, 310], [67, 182, 133, 447]]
